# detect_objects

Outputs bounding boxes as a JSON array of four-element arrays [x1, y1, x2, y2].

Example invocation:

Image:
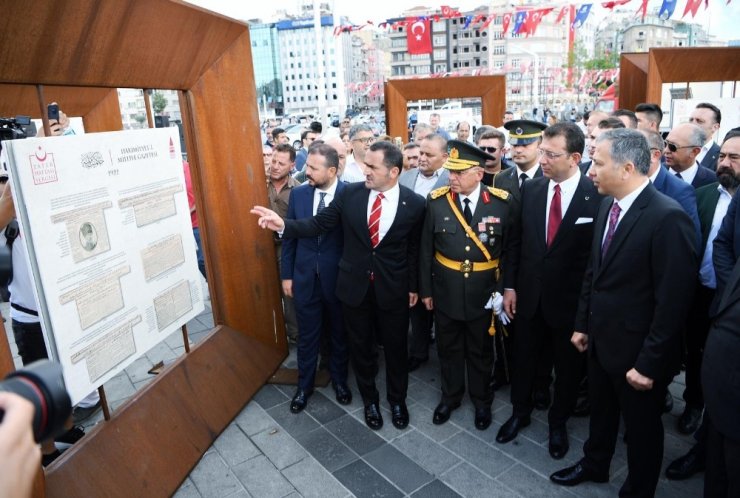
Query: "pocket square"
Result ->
[[575, 217, 593, 224]]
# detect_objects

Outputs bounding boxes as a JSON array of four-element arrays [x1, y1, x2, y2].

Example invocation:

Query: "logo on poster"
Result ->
[[29, 146, 58, 185], [169, 137, 175, 159]]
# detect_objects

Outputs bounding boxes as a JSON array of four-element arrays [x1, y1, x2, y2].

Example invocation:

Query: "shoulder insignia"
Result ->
[[429, 186, 451, 199], [487, 186, 510, 201]]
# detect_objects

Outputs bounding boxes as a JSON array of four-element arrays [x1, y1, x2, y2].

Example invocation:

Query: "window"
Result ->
[[493, 45, 504, 55]]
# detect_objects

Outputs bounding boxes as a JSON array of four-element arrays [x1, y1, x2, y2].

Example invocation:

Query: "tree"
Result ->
[[152, 91, 168, 115], [133, 113, 146, 128]]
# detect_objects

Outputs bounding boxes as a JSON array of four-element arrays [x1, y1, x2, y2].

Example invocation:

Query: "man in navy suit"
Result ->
[[665, 123, 717, 189], [253, 141, 426, 431], [550, 129, 698, 496], [281, 143, 351, 413], [689, 102, 722, 172]]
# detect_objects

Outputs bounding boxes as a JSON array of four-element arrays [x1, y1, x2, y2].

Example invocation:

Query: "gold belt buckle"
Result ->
[[460, 260, 473, 273]]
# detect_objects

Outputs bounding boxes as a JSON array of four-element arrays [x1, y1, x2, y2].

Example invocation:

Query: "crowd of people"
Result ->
[[255, 100, 740, 497]]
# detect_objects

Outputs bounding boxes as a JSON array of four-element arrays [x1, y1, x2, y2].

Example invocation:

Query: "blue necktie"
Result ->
[[317, 192, 327, 247]]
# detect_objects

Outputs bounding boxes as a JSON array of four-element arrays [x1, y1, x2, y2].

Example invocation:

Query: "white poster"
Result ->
[[3, 128, 205, 403]]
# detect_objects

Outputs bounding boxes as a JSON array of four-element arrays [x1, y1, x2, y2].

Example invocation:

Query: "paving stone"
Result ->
[[410, 479, 463, 497], [295, 427, 357, 473], [145, 340, 179, 364], [252, 384, 289, 410], [132, 377, 154, 391], [189, 330, 210, 344], [365, 443, 434, 493], [235, 401, 276, 436], [189, 451, 243, 498], [102, 372, 136, 403], [173, 477, 202, 498], [282, 455, 349, 498], [443, 431, 516, 479], [305, 391, 347, 425], [196, 312, 215, 329], [266, 402, 321, 438], [214, 423, 261, 466], [251, 426, 308, 470], [232, 455, 295, 498], [406, 379, 443, 411], [480, 428, 565, 478], [406, 404, 462, 444], [441, 462, 520, 498], [125, 355, 156, 384], [392, 429, 461, 477], [325, 413, 386, 456], [495, 463, 576, 498], [165, 329, 189, 349], [186, 317, 210, 334], [333, 459, 403, 498], [225, 491, 249, 498]]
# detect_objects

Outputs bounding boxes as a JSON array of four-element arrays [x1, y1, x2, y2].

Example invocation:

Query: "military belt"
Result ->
[[435, 252, 499, 273]]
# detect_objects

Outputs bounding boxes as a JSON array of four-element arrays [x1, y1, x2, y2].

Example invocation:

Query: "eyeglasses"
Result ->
[[352, 136, 375, 145], [665, 141, 699, 153], [479, 146, 498, 153], [537, 149, 569, 160]]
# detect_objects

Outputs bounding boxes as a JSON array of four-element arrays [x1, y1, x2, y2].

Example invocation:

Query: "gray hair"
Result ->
[[349, 123, 374, 139], [640, 130, 664, 151], [473, 125, 496, 145], [596, 128, 650, 176], [685, 123, 707, 149]]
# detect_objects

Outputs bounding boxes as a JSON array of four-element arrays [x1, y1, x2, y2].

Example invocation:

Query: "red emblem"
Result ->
[[482, 190, 491, 204]]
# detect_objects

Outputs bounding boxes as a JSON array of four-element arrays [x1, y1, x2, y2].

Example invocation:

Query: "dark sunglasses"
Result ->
[[479, 146, 497, 153], [665, 141, 699, 153]]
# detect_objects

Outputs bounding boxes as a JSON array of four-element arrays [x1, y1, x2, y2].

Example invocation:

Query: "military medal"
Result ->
[[479, 232, 489, 243]]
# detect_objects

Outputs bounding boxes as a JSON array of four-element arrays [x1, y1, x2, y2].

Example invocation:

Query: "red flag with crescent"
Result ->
[[407, 18, 432, 54], [502, 12, 513, 35]]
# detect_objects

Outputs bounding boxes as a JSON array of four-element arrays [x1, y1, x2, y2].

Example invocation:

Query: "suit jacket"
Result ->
[[653, 166, 701, 252], [493, 165, 543, 203], [399, 168, 449, 197], [696, 182, 721, 256], [504, 175, 603, 330], [578, 160, 591, 175], [699, 142, 720, 171], [713, 189, 740, 302], [574, 183, 698, 381], [702, 257, 740, 441], [281, 181, 345, 304], [283, 182, 426, 309], [420, 184, 518, 321], [295, 147, 308, 173], [691, 163, 717, 189]]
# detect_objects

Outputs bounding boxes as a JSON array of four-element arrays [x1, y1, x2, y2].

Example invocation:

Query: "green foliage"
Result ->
[[151, 91, 168, 115]]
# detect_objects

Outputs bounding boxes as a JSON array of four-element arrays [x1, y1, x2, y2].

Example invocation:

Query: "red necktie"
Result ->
[[369, 192, 384, 247], [546, 184, 561, 247]]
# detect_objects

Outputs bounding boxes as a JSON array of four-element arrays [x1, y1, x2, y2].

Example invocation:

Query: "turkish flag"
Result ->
[[682, 0, 702, 17], [502, 12, 513, 35], [407, 19, 432, 55]]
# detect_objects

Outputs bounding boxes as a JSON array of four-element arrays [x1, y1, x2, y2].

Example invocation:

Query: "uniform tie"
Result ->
[[369, 192, 384, 248], [519, 172, 528, 191], [463, 198, 473, 225]]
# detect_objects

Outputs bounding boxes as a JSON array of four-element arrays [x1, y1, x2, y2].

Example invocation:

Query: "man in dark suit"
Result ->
[[689, 102, 722, 171], [580, 118, 625, 175], [419, 140, 517, 430], [253, 141, 426, 431], [665, 123, 717, 189], [496, 122, 602, 459], [281, 143, 350, 413], [550, 129, 698, 496]]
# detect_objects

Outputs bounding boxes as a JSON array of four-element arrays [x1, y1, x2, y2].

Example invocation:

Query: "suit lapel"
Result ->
[[531, 180, 548, 251], [377, 186, 408, 246]]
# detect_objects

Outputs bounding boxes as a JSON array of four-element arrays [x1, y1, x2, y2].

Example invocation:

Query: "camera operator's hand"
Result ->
[[0, 392, 41, 498]]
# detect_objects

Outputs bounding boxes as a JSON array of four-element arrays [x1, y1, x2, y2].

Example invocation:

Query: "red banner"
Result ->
[[406, 19, 432, 55]]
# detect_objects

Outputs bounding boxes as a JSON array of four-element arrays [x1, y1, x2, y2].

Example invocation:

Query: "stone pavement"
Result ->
[[4, 298, 705, 497]]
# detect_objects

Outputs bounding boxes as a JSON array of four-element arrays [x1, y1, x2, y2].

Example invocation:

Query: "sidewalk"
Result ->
[[4, 299, 704, 497]]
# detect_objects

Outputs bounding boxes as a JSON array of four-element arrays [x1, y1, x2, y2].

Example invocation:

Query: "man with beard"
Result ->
[[666, 130, 740, 481], [281, 143, 350, 412]]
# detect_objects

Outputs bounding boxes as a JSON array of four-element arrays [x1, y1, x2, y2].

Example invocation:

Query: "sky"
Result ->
[[183, 0, 737, 41]]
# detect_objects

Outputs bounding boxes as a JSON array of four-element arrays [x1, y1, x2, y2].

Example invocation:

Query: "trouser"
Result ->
[[12, 319, 48, 365], [705, 415, 740, 498], [275, 245, 298, 339], [408, 300, 433, 360], [683, 283, 714, 407]]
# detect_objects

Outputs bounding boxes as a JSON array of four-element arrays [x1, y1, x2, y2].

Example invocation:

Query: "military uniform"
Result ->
[[419, 140, 519, 428]]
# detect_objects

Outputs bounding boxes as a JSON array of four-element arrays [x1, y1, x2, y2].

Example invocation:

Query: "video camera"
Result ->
[[0, 360, 72, 442], [0, 115, 32, 143]]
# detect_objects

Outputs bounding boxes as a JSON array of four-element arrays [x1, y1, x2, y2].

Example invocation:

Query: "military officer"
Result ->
[[420, 140, 519, 431]]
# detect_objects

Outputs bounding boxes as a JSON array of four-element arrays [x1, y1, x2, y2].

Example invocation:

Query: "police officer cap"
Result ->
[[444, 139, 495, 171], [505, 119, 547, 146]]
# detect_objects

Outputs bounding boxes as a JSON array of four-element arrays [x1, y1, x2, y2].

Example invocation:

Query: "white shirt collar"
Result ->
[[615, 178, 650, 212], [549, 169, 580, 193]]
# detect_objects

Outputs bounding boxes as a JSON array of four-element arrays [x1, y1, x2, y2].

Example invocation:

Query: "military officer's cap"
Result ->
[[505, 119, 547, 145], [444, 139, 494, 171]]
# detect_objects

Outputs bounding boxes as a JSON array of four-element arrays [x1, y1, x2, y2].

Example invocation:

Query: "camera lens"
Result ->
[[0, 360, 72, 442]]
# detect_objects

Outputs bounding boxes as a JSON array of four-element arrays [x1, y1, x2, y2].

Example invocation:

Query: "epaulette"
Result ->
[[429, 186, 451, 199], [487, 186, 510, 201]]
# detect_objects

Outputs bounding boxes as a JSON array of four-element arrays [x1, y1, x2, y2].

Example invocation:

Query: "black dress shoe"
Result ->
[[290, 389, 312, 413], [549, 426, 569, 459], [677, 405, 703, 435], [474, 407, 492, 430], [333, 383, 352, 405], [364, 402, 383, 430], [496, 415, 530, 443], [407, 356, 428, 372], [663, 391, 674, 413], [665, 448, 705, 480], [391, 403, 409, 429], [550, 463, 609, 486], [432, 401, 461, 425], [533, 388, 551, 410], [572, 397, 590, 417]]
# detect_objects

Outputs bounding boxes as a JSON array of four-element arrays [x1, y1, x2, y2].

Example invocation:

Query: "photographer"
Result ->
[[0, 392, 40, 498]]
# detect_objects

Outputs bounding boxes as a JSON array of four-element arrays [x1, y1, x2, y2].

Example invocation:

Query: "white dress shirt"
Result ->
[[312, 178, 339, 215], [545, 171, 581, 240], [413, 169, 442, 198], [459, 183, 482, 218], [602, 179, 650, 245], [341, 158, 367, 183], [517, 164, 541, 187], [367, 183, 400, 244], [699, 185, 734, 289], [670, 162, 699, 186], [695, 141, 714, 166]]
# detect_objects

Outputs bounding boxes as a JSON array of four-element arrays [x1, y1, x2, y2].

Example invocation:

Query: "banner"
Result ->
[[406, 18, 432, 55]]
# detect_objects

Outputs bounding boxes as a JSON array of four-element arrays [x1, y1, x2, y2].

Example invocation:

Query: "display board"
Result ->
[[2, 127, 205, 403]]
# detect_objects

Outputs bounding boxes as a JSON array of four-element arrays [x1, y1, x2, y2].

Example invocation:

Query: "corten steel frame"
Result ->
[[618, 47, 740, 112], [384, 76, 506, 140], [0, 1, 287, 496]]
